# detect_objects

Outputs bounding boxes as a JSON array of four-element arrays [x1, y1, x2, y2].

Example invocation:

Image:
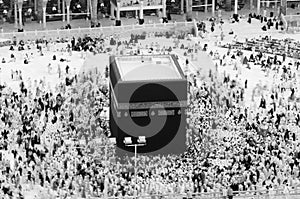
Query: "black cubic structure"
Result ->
[[109, 55, 187, 156]]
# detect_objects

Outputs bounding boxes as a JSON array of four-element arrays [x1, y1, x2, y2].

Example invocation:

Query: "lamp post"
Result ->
[[124, 136, 146, 195], [42, 0, 48, 29], [17, 0, 23, 30]]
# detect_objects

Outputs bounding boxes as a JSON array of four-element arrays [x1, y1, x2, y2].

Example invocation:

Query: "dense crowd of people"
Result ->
[[221, 36, 300, 60], [0, 12, 300, 199]]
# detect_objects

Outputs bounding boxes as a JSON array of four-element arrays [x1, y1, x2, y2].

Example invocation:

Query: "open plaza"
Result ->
[[0, 0, 300, 199]]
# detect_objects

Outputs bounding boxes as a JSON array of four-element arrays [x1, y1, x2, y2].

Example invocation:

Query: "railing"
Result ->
[[232, 187, 300, 198], [90, 188, 300, 199], [0, 22, 195, 41], [46, 12, 91, 17], [25, 186, 300, 199], [281, 14, 300, 33]]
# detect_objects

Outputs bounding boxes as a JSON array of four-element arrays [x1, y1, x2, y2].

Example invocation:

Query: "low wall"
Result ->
[[0, 38, 11, 47], [24, 186, 300, 199], [0, 22, 196, 42]]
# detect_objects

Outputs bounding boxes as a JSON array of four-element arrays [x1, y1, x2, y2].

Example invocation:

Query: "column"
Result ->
[[43, 7, 46, 28], [185, 0, 192, 20], [234, 0, 238, 14], [140, 1, 144, 19], [19, 7, 22, 29], [58, 0, 61, 13], [188, 0, 192, 16], [185, 0, 189, 13], [14, 1, 18, 28], [225, 0, 231, 11], [257, 0, 260, 14], [266, 0, 270, 8], [189, 0, 193, 13], [42, 0, 48, 29], [18, 0, 23, 30], [250, 0, 253, 10], [62, 0, 65, 21], [87, 0, 90, 16], [212, 0, 215, 17], [67, 5, 70, 24], [193, 19, 199, 36], [181, 0, 184, 13], [65, 0, 71, 24], [162, 0, 166, 18], [10, 0, 13, 12], [205, 0, 208, 13], [34, 0, 37, 13], [280, 0, 287, 15], [91, 0, 98, 26], [110, 2, 115, 19], [116, 2, 120, 21]]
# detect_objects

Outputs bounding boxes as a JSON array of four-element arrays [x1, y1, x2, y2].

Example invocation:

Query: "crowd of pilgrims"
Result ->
[[221, 36, 300, 60], [0, 17, 300, 199]]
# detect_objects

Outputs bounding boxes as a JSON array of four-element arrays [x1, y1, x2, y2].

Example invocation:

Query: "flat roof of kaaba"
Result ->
[[114, 55, 184, 81]]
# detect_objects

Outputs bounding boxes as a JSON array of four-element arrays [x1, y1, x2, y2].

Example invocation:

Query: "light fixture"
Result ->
[[124, 137, 132, 145], [137, 136, 146, 144], [109, 137, 116, 145]]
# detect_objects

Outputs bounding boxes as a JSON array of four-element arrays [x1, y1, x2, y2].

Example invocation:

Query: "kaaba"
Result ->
[[109, 55, 187, 156]]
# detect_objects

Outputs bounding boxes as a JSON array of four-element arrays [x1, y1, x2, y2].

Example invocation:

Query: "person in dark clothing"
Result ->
[[66, 65, 70, 74], [259, 96, 266, 109], [247, 17, 251, 24]]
